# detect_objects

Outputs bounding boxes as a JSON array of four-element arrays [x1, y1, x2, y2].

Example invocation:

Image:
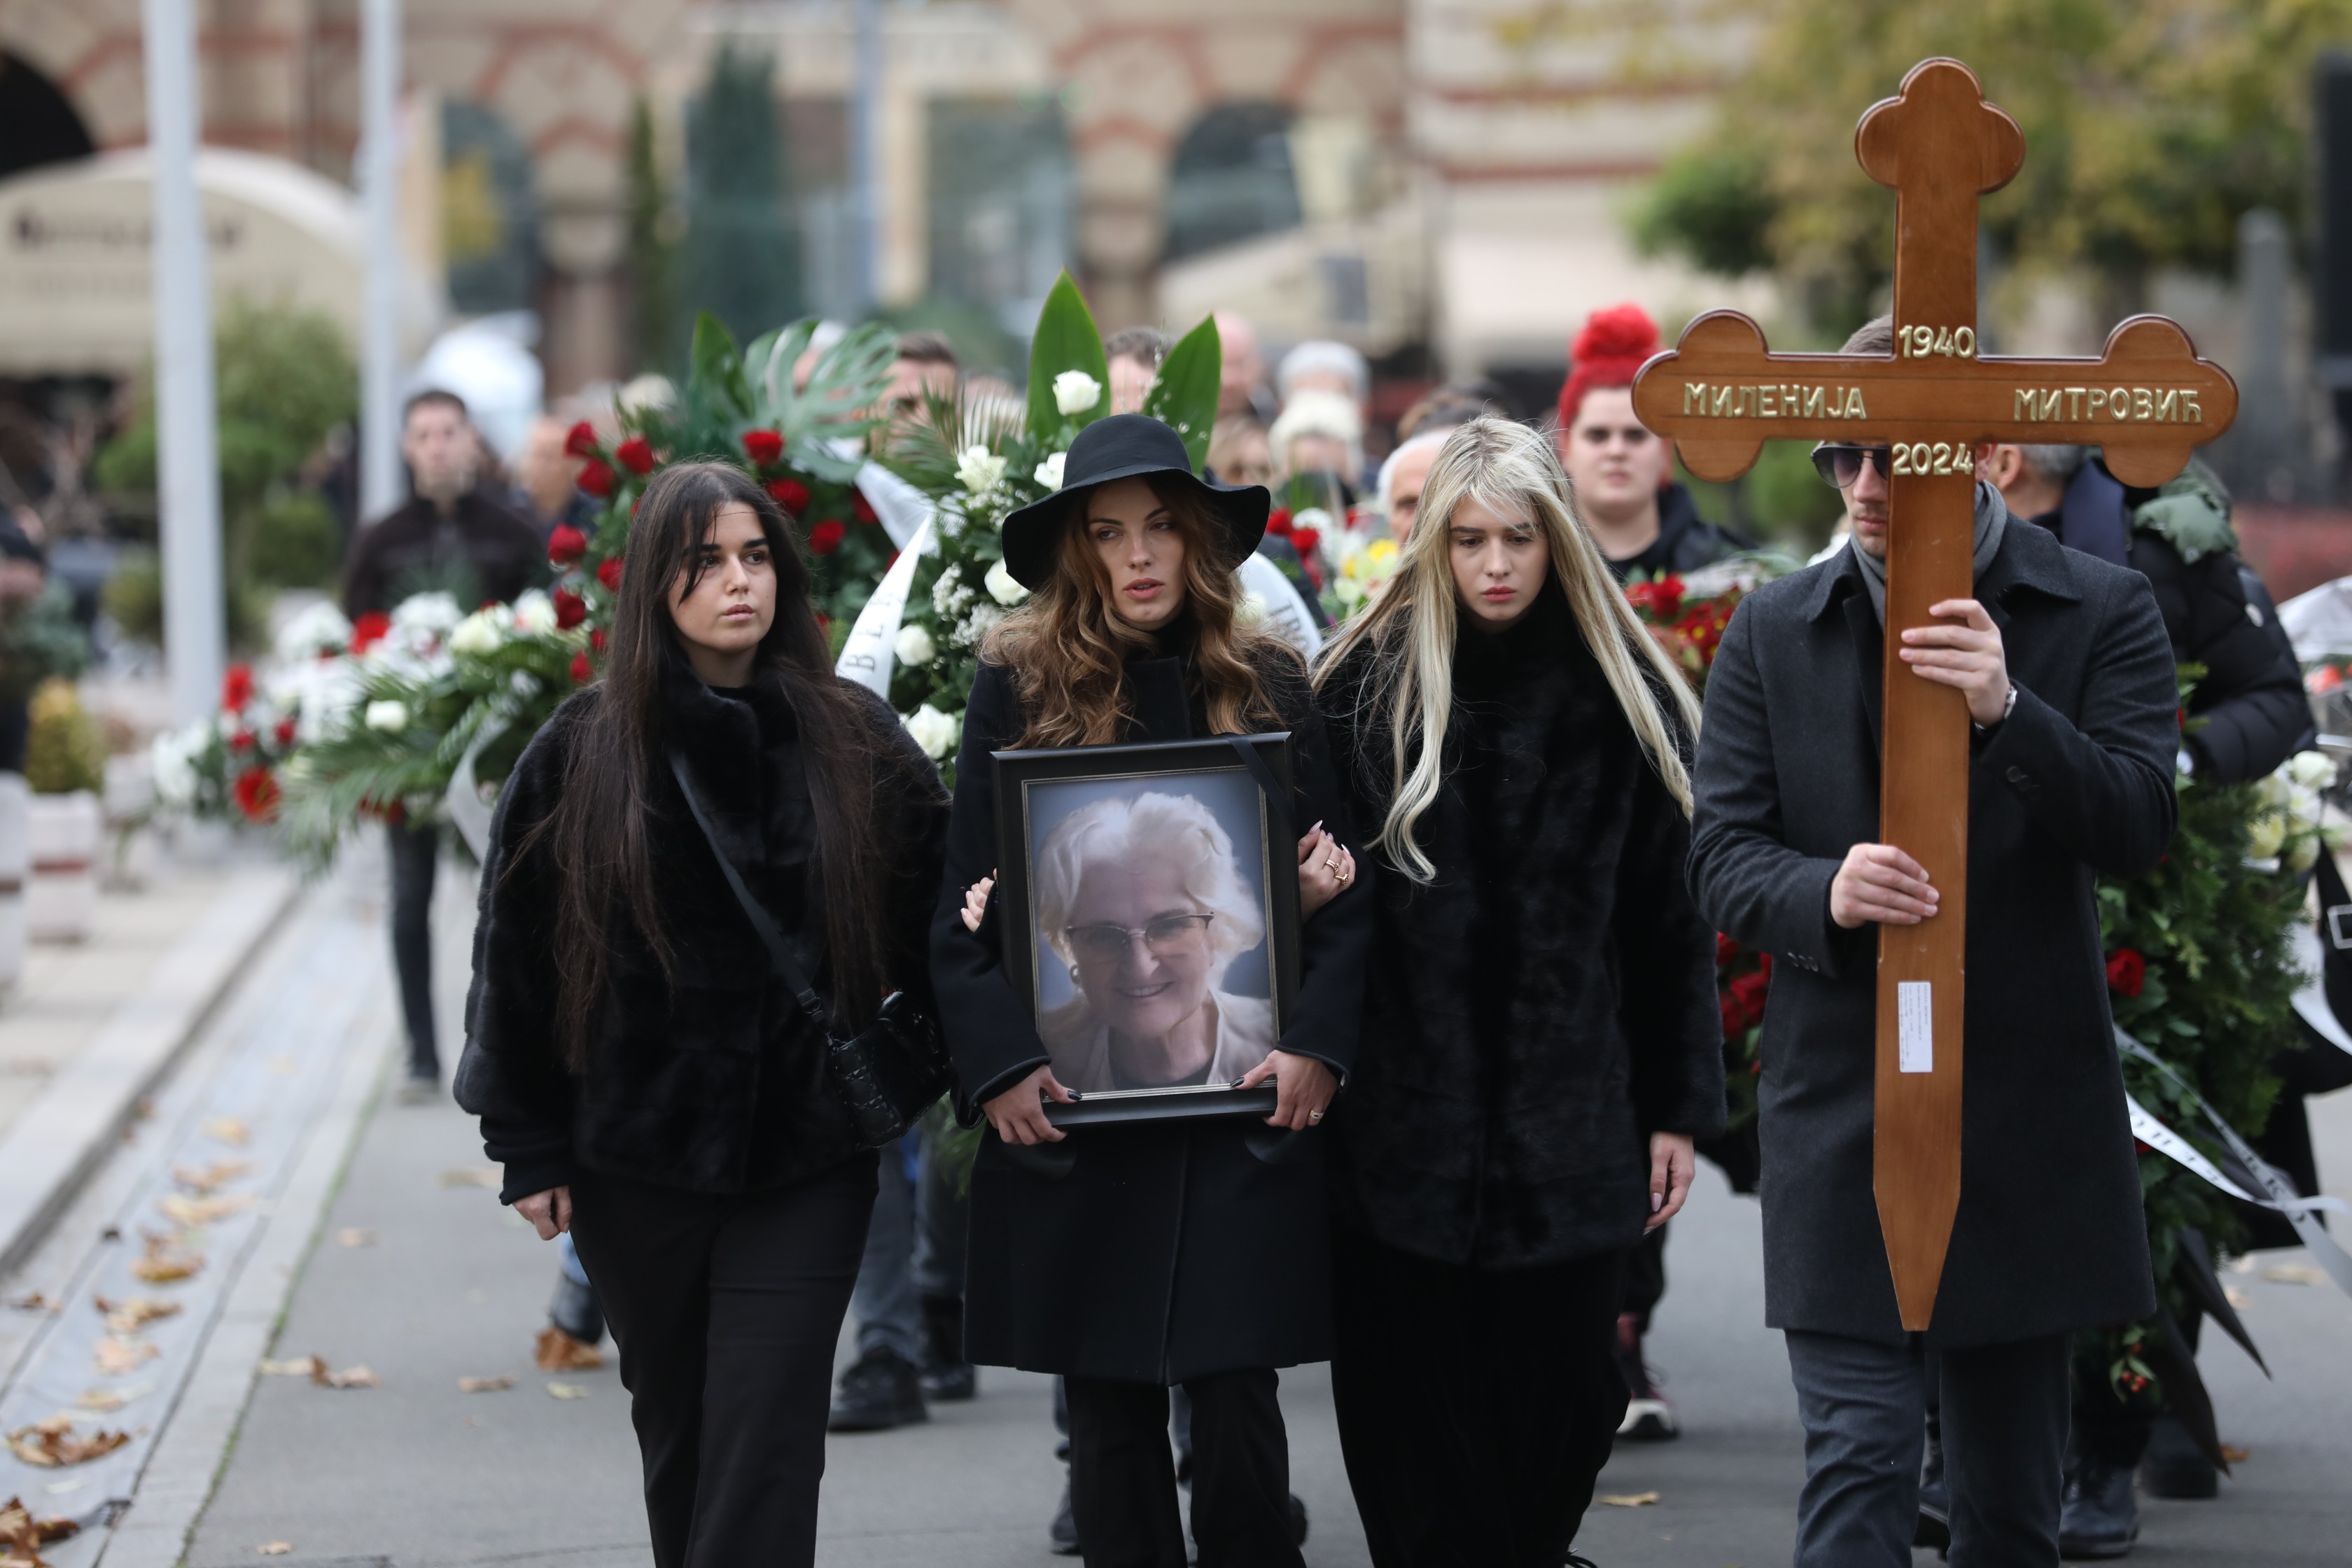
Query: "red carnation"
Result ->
[[233, 766, 281, 823], [765, 477, 810, 515], [564, 420, 598, 458], [2106, 948, 2146, 998], [221, 664, 253, 711], [1627, 574, 1685, 622], [350, 610, 391, 654], [809, 519, 846, 556], [578, 459, 616, 499], [274, 715, 298, 746], [852, 491, 878, 524], [552, 587, 588, 630], [615, 436, 657, 475], [1266, 507, 1293, 537], [570, 651, 594, 685], [597, 557, 624, 592], [741, 429, 785, 466], [547, 524, 589, 568]]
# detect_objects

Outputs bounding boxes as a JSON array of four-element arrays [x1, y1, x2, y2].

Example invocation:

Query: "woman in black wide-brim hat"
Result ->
[[932, 414, 1373, 1565]]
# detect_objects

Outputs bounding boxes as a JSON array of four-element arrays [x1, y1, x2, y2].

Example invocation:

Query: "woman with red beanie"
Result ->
[[1555, 303, 1749, 582]]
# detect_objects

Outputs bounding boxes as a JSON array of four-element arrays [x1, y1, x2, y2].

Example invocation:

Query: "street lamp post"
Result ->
[[850, 0, 882, 312], [358, 0, 405, 524]]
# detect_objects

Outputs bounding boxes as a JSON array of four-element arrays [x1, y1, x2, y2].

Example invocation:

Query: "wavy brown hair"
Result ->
[[983, 475, 1290, 746], [522, 461, 933, 1070]]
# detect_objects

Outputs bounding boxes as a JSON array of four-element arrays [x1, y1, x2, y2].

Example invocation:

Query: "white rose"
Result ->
[[895, 624, 937, 666], [984, 558, 1029, 606], [2286, 832, 2321, 874], [391, 591, 462, 636], [512, 589, 557, 635], [2288, 750, 2337, 790], [149, 727, 200, 810], [365, 699, 409, 733], [449, 609, 507, 657], [904, 704, 958, 760], [274, 601, 353, 664], [955, 444, 1008, 495], [1034, 451, 1066, 491], [1052, 371, 1102, 417], [2247, 812, 2287, 860]]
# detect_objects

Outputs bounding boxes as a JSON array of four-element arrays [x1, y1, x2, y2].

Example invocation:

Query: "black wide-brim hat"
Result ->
[[998, 414, 1270, 591]]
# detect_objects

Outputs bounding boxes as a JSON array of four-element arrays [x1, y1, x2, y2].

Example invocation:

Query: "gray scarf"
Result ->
[[1853, 480, 2008, 624]]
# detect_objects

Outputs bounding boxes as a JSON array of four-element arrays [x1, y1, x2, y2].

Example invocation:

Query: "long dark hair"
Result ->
[[526, 461, 916, 1070]]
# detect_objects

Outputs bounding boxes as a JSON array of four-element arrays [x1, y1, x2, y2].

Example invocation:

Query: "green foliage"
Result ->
[[1632, 144, 1779, 277], [626, 96, 681, 377], [248, 490, 342, 588], [871, 298, 1023, 384], [23, 678, 104, 796], [1142, 315, 1224, 474], [1024, 272, 1110, 442], [100, 548, 268, 651], [685, 48, 797, 351], [0, 581, 92, 704]]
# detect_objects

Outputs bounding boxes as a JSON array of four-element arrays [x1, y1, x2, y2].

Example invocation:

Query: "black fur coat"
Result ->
[[1318, 583, 1726, 1269], [455, 654, 948, 1203]]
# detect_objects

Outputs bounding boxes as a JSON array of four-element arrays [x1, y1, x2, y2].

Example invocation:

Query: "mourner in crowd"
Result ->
[[457, 463, 948, 1568], [1106, 328, 1171, 416], [934, 413, 1371, 1566], [1688, 316, 2180, 1568], [1310, 416, 1726, 1567]]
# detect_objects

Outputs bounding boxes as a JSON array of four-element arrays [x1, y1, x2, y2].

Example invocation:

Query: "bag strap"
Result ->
[[1226, 735, 1296, 846], [665, 745, 831, 1032]]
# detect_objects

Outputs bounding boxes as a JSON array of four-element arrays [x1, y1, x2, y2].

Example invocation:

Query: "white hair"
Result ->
[[1268, 389, 1364, 478], [1278, 340, 1370, 402], [1377, 429, 1452, 512], [1033, 792, 1265, 983]]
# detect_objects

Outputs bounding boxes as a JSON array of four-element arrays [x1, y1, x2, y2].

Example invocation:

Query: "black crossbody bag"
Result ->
[[666, 747, 951, 1148]]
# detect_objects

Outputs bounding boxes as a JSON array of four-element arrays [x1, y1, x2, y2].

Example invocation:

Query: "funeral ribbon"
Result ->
[[2115, 1026, 2352, 1298], [834, 515, 936, 701]]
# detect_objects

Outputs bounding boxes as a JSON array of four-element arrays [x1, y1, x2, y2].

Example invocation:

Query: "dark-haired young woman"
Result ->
[[934, 414, 1371, 1567], [456, 461, 947, 1567], [1310, 418, 1726, 1567]]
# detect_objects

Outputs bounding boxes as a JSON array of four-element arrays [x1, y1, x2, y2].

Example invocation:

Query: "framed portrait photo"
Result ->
[[992, 734, 1301, 1127]]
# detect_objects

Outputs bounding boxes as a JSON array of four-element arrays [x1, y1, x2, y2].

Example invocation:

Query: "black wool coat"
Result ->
[[1688, 521, 2175, 1348], [1317, 583, 1726, 1270], [933, 642, 1373, 1385], [456, 655, 948, 1204]]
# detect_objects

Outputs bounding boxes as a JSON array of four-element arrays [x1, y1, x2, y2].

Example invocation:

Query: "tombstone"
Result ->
[[1633, 58, 2239, 1329]]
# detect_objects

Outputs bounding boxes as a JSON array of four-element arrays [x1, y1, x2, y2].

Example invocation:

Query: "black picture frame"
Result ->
[[991, 733, 1299, 1127]]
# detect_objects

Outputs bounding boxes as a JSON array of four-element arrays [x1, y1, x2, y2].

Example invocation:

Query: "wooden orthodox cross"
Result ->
[[1632, 59, 2239, 1330]]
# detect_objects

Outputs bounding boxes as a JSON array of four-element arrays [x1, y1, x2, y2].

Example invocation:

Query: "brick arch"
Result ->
[[0, 1, 145, 148]]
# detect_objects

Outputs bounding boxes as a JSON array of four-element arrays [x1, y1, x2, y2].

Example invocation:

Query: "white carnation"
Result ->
[[274, 600, 353, 664], [1052, 371, 1102, 416], [955, 444, 1008, 495], [904, 704, 959, 760], [984, 558, 1029, 606], [449, 609, 507, 657], [365, 699, 409, 733], [2287, 750, 2337, 790], [512, 589, 557, 635], [391, 591, 462, 636], [149, 725, 202, 810], [895, 624, 937, 666], [1034, 451, 1066, 491]]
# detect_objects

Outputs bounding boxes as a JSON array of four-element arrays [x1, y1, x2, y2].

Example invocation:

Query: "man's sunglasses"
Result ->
[[1811, 444, 1892, 489]]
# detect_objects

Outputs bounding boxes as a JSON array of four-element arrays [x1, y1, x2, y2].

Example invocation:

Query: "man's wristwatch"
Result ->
[[1972, 683, 2019, 734]]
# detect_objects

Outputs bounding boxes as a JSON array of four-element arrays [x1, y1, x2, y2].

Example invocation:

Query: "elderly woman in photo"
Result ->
[[1035, 791, 1270, 1095]]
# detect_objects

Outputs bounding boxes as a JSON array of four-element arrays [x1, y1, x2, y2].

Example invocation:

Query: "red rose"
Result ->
[[852, 491, 878, 524], [552, 587, 588, 629], [589, 629, 608, 652], [570, 651, 594, 685], [809, 519, 846, 556], [741, 429, 785, 466], [233, 766, 281, 822], [615, 436, 657, 475], [597, 557, 624, 592], [1266, 507, 1293, 537], [564, 421, 598, 458], [221, 664, 253, 711], [2106, 948, 2146, 997], [577, 459, 616, 499], [547, 524, 589, 567], [274, 716, 298, 746], [349, 611, 391, 654], [1716, 932, 1740, 965], [1288, 527, 1322, 559], [229, 729, 255, 753], [765, 477, 810, 515]]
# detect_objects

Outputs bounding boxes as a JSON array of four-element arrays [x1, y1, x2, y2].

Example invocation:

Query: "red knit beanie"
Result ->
[[1558, 303, 1662, 428]]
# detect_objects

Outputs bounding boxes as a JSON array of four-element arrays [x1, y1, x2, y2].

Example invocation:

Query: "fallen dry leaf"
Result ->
[[92, 1337, 158, 1376], [2224, 1284, 2253, 1310], [1597, 1492, 1660, 1508], [128, 1236, 202, 1284], [545, 1382, 587, 1399], [4, 1416, 130, 1468], [171, 1160, 250, 1195], [258, 1357, 324, 1378], [258, 1545, 291, 1557], [202, 1117, 250, 1147], [533, 1326, 603, 1372], [2221, 1443, 2251, 1464], [2262, 1262, 2326, 1285], [157, 1193, 251, 1228], [4, 1294, 50, 1313], [438, 1166, 503, 1189], [71, 1390, 125, 1414], [0, 1494, 81, 1567], [458, 1375, 514, 1393], [94, 1296, 181, 1334], [312, 1363, 379, 1390], [336, 1228, 377, 1248]]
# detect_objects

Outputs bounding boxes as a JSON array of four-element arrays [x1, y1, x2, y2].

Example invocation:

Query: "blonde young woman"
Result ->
[[932, 414, 1371, 1567], [1310, 417, 1726, 1568]]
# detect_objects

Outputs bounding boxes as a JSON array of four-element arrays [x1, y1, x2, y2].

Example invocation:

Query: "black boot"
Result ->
[[1916, 1409, 1949, 1554], [2059, 1459, 2140, 1558], [827, 1348, 927, 1432], [1047, 1475, 1079, 1555], [2137, 1413, 2218, 1499], [918, 1292, 976, 1401]]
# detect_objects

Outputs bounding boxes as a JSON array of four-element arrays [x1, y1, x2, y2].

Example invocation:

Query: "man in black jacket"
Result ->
[[1689, 318, 2181, 1568], [346, 389, 546, 1100]]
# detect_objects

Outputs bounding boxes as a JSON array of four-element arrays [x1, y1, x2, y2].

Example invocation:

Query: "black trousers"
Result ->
[[568, 1156, 878, 1568], [1065, 1368, 1301, 1568], [1330, 1229, 1628, 1568], [386, 818, 439, 1077]]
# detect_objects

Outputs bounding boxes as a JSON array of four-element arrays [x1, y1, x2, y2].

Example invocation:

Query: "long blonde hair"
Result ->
[[1312, 417, 1702, 883]]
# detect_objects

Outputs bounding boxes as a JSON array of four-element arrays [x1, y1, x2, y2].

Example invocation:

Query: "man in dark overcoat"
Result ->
[[1687, 319, 2180, 1568]]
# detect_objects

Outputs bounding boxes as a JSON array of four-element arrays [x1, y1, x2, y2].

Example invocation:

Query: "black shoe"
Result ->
[[547, 1272, 603, 1345], [1288, 1492, 1308, 1548], [827, 1348, 927, 1432], [1916, 1426, 1951, 1553], [1563, 1554, 1600, 1567], [918, 1292, 976, 1401], [2137, 1414, 2218, 1499], [1047, 1477, 1079, 1555], [2060, 1459, 2140, 1558], [1613, 1315, 1679, 1441]]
